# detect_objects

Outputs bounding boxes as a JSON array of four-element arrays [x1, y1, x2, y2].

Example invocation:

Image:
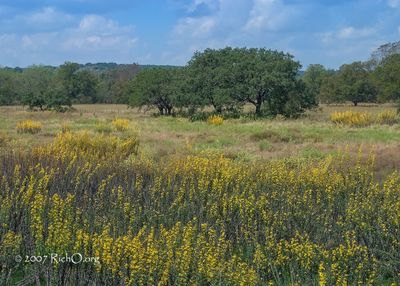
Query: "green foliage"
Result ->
[[74, 70, 100, 103], [186, 47, 243, 114], [187, 47, 315, 117], [303, 64, 334, 103], [0, 69, 19, 105], [19, 66, 56, 110], [58, 62, 100, 104], [320, 62, 377, 106], [338, 62, 377, 106], [128, 68, 185, 115], [319, 73, 341, 104], [374, 54, 400, 102]]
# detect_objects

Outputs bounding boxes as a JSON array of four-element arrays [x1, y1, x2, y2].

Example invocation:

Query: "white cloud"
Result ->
[[186, 0, 218, 13], [174, 16, 215, 38], [388, 0, 399, 8], [0, 13, 139, 66], [167, 0, 303, 65], [243, 0, 297, 32], [337, 26, 375, 39], [320, 26, 376, 44], [62, 15, 137, 51], [337, 27, 355, 38], [25, 7, 73, 26]]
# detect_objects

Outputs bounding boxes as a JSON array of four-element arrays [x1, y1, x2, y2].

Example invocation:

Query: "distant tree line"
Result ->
[[303, 40, 400, 107], [0, 62, 140, 111], [1, 42, 400, 117]]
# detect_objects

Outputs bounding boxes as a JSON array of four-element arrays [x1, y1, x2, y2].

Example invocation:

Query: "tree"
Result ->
[[57, 62, 100, 104], [128, 68, 184, 115], [319, 73, 342, 104], [187, 47, 315, 117], [337, 62, 377, 106], [20, 66, 56, 110], [58, 62, 80, 99], [186, 48, 243, 114], [374, 54, 400, 102], [303, 64, 332, 103], [371, 41, 400, 65], [0, 69, 18, 105], [99, 64, 140, 104], [74, 70, 100, 103]]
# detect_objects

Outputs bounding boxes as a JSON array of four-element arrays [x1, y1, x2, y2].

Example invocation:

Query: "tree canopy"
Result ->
[[373, 54, 400, 102], [128, 68, 184, 115], [186, 47, 315, 117]]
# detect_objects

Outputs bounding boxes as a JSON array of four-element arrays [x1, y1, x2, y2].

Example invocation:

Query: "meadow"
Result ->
[[1, 104, 400, 285]]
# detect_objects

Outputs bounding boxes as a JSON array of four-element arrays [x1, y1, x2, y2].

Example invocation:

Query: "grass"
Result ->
[[1, 103, 400, 285], [0, 103, 399, 174]]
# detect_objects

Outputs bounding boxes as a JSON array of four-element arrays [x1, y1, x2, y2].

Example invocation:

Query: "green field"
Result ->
[[1, 104, 400, 285], [1, 104, 399, 176]]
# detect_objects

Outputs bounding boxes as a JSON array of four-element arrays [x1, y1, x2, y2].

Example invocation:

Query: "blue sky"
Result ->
[[0, 0, 399, 69]]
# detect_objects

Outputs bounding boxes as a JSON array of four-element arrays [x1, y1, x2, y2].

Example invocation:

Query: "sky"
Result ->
[[0, 0, 399, 69]]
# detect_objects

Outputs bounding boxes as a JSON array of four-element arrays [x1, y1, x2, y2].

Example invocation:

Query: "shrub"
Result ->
[[42, 131, 139, 160], [207, 115, 224, 125], [376, 110, 398, 125], [95, 122, 113, 134], [330, 111, 373, 127], [331, 110, 399, 127], [112, 118, 130, 132], [16, 120, 42, 134]]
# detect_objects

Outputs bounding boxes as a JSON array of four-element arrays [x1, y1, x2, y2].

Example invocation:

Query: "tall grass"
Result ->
[[16, 120, 42, 134], [331, 110, 399, 127], [0, 131, 399, 285]]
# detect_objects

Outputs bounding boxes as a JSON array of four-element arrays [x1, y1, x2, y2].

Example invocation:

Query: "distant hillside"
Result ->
[[139, 65, 182, 70], [1, 63, 182, 73], [79, 63, 182, 73]]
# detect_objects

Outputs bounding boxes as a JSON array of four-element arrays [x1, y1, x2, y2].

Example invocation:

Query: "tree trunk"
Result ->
[[255, 103, 262, 116], [255, 94, 264, 116]]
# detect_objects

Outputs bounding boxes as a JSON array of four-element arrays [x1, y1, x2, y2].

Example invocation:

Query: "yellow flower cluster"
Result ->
[[330, 111, 373, 127], [112, 118, 130, 131], [377, 110, 399, 125], [16, 119, 42, 134], [0, 133, 399, 285], [33, 131, 139, 161], [207, 115, 224, 125], [331, 109, 399, 127]]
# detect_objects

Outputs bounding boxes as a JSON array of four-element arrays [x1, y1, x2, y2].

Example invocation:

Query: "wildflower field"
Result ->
[[0, 104, 400, 285]]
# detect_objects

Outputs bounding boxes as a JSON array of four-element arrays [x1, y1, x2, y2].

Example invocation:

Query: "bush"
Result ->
[[95, 122, 113, 134], [46, 131, 139, 160], [331, 110, 399, 127], [112, 118, 130, 131], [376, 110, 398, 125], [330, 111, 373, 127], [207, 115, 224, 125], [16, 120, 42, 134]]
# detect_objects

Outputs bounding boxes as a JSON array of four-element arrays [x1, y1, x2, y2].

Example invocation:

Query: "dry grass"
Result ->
[[16, 120, 42, 134], [0, 103, 399, 175]]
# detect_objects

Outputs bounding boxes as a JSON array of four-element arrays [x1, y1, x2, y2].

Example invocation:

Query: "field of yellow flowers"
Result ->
[[1, 123, 400, 285]]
